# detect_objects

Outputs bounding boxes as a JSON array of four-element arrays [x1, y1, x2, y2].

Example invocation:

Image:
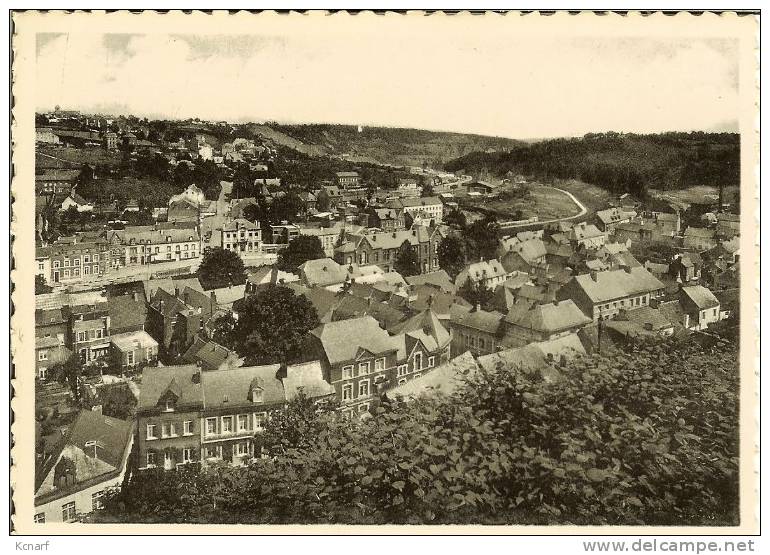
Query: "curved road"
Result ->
[[498, 185, 588, 231]]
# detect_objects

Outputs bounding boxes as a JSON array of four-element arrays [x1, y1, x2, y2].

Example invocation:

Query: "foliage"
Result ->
[[393, 240, 421, 277], [277, 235, 326, 272], [207, 312, 238, 351], [196, 247, 247, 290], [101, 384, 138, 420], [95, 334, 738, 526], [445, 132, 740, 196], [231, 285, 320, 365], [463, 215, 501, 262], [259, 392, 339, 455], [49, 355, 84, 401], [270, 192, 305, 224], [437, 236, 466, 279], [444, 208, 467, 229], [35, 275, 53, 295], [458, 280, 494, 309]]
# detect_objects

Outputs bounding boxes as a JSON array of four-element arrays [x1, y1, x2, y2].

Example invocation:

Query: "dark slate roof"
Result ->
[[201, 364, 284, 409], [107, 295, 147, 332], [137, 365, 202, 410]]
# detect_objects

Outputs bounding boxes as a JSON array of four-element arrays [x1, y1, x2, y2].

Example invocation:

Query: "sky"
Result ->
[[35, 31, 740, 140]]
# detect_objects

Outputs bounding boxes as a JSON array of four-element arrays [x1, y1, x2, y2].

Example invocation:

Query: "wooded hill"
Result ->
[[261, 123, 525, 168], [444, 132, 740, 197]]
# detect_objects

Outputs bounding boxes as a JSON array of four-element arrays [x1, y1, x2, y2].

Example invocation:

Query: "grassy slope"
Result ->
[[259, 123, 525, 168]]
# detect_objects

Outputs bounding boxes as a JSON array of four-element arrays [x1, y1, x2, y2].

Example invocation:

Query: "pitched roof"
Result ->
[[680, 285, 720, 310], [310, 316, 397, 365], [138, 364, 202, 410], [286, 283, 342, 321], [684, 226, 716, 239], [457, 259, 508, 284], [505, 299, 592, 332], [388, 309, 451, 348], [569, 267, 665, 303], [181, 336, 240, 371], [336, 171, 360, 178], [451, 307, 505, 335], [298, 258, 349, 287], [332, 295, 408, 330], [396, 196, 443, 208], [35, 410, 134, 496], [247, 266, 300, 287], [596, 207, 636, 225], [201, 364, 284, 409], [282, 361, 335, 401], [107, 295, 147, 332], [569, 223, 604, 241]]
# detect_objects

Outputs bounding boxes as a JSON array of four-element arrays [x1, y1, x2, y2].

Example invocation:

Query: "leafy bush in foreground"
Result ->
[[93, 334, 739, 525]]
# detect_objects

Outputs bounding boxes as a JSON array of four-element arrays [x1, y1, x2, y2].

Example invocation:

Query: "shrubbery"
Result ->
[[93, 333, 739, 525]]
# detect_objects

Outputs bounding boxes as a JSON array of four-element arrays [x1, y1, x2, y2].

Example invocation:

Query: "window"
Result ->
[[254, 412, 266, 430], [146, 451, 156, 467], [398, 378, 407, 386], [84, 255, 90, 263], [34, 513, 45, 523], [126, 351, 135, 366], [238, 414, 249, 432], [161, 423, 175, 438], [428, 356, 435, 368], [358, 379, 370, 397], [61, 502, 76, 522], [183, 420, 193, 436], [414, 351, 423, 370], [358, 403, 370, 413], [375, 358, 385, 371], [146, 424, 157, 440], [164, 398, 174, 412], [64, 269, 70, 278], [397, 364, 408, 377], [91, 491, 104, 511], [181, 448, 193, 464], [221, 416, 233, 433], [358, 361, 370, 376], [77, 331, 86, 342], [414, 373, 422, 379], [84, 266, 91, 275], [38, 350, 48, 361], [235, 441, 249, 456], [206, 417, 217, 435], [342, 365, 353, 379], [342, 384, 353, 401], [74, 258, 80, 266], [53, 261, 60, 269]]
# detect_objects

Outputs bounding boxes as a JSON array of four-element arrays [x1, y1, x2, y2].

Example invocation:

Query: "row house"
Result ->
[[35, 169, 81, 195], [455, 259, 510, 290], [298, 222, 357, 257], [38, 236, 111, 285], [106, 226, 200, 268], [136, 365, 203, 471], [502, 299, 592, 348], [557, 266, 666, 322], [678, 285, 722, 331], [69, 303, 111, 363], [216, 219, 261, 254], [448, 305, 506, 358], [199, 365, 285, 465], [595, 207, 636, 233], [110, 330, 159, 371], [307, 311, 451, 416], [335, 171, 361, 189], [389, 196, 444, 227], [334, 226, 445, 274]]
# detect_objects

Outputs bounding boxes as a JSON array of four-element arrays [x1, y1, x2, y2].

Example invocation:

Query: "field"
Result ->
[[648, 185, 740, 210], [460, 179, 607, 223], [37, 145, 124, 169]]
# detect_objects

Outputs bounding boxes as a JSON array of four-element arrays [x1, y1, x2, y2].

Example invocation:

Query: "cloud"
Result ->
[[35, 32, 739, 138]]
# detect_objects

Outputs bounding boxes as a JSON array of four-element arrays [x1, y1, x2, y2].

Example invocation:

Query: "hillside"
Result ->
[[444, 132, 740, 197], [256, 123, 525, 168]]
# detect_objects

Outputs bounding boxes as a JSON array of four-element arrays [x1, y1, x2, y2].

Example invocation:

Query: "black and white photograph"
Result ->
[[9, 8, 760, 538]]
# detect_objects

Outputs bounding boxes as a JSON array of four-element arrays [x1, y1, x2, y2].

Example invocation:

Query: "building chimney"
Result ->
[[590, 270, 598, 282], [132, 291, 138, 302]]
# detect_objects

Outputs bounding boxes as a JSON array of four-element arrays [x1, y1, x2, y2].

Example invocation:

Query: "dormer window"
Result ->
[[164, 399, 175, 412]]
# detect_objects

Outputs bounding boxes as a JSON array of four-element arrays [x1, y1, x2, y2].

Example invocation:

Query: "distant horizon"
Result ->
[[36, 31, 740, 140], [36, 108, 740, 143]]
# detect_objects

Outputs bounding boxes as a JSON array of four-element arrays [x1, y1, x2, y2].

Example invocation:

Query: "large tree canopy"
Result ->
[[393, 240, 421, 277], [437, 236, 466, 279], [231, 285, 320, 365], [196, 247, 247, 290], [277, 235, 326, 272], [94, 330, 739, 525]]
